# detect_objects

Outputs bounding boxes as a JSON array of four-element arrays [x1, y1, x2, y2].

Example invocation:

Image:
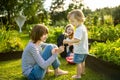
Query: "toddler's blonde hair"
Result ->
[[67, 9, 85, 22]]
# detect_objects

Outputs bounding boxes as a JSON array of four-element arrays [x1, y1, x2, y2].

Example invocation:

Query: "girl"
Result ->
[[57, 24, 74, 58]]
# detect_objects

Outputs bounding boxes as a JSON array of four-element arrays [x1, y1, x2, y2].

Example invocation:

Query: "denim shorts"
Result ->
[[73, 54, 87, 64]]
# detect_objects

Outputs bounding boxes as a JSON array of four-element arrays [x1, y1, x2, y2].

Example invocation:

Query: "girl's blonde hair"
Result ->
[[67, 9, 85, 22], [65, 24, 74, 39]]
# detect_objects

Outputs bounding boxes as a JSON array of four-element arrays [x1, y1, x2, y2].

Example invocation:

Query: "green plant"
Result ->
[[90, 39, 120, 65], [88, 25, 120, 41], [0, 29, 23, 53], [46, 26, 64, 43]]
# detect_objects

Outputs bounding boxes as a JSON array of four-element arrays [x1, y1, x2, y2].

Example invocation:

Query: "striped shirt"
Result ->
[[22, 41, 57, 77]]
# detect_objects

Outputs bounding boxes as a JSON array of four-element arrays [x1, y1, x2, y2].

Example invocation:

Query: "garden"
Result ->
[[0, 0, 120, 80]]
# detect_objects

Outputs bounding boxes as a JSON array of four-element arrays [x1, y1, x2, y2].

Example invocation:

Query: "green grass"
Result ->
[[0, 57, 110, 80]]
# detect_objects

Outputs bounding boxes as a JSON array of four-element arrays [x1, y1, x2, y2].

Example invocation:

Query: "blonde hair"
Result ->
[[65, 24, 74, 39], [67, 9, 85, 22]]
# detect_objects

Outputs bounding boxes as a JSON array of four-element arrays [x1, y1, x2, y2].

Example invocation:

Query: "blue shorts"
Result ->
[[73, 54, 87, 64]]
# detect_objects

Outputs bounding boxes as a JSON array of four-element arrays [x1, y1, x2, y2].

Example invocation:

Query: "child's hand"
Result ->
[[52, 48, 58, 54], [68, 43, 73, 46], [63, 40, 68, 44], [57, 46, 64, 54], [52, 46, 64, 54]]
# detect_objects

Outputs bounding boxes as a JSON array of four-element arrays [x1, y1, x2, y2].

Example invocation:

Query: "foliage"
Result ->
[[0, 0, 18, 25], [0, 29, 23, 53], [85, 12, 113, 27], [22, 0, 44, 19], [0, 0, 45, 26], [50, 0, 64, 12], [68, 0, 84, 9], [88, 25, 120, 41], [37, 10, 51, 25], [112, 5, 120, 21], [50, 11, 68, 25], [46, 26, 64, 43], [50, 0, 67, 25], [112, 5, 120, 26], [90, 39, 120, 65], [104, 15, 113, 25], [25, 24, 35, 34]]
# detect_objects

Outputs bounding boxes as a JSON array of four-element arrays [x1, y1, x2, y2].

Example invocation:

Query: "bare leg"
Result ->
[[81, 61, 85, 75], [72, 63, 81, 79], [77, 63, 82, 76]]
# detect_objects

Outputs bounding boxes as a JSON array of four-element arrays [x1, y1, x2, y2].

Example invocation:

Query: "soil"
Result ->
[[88, 39, 106, 43], [86, 55, 120, 80], [0, 51, 23, 61]]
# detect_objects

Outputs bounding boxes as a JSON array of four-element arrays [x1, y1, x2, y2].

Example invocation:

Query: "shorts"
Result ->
[[73, 54, 87, 64]]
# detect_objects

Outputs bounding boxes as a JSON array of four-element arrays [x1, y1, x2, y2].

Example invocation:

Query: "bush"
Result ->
[[90, 39, 120, 65], [46, 26, 64, 44], [0, 29, 23, 53], [88, 25, 120, 41]]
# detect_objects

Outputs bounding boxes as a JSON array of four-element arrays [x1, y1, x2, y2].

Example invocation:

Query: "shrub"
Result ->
[[88, 25, 120, 41], [0, 29, 23, 53], [90, 39, 120, 65], [46, 26, 64, 43]]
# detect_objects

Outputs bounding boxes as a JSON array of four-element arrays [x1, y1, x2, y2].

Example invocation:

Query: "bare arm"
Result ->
[[63, 38, 80, 45]]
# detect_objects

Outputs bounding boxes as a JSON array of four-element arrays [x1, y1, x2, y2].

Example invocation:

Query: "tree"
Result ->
[[0, 0, 44, 25], [0, 0, 18, 24], [49, 0, 85, 25], [50, 0, 64, 13], [49, 0, 65, 25], [22, 0, 44, 19], [70, 0, 84, 9], [112, 6, 120, 26]]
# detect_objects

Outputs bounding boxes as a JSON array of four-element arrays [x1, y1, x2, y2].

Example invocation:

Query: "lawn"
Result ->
[[0, 57, 110, 80]]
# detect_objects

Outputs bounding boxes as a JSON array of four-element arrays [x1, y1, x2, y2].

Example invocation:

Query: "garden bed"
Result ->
[[0, 51, 23, 61], [86, 55, 120, 80], [88, 39, 106, 43]]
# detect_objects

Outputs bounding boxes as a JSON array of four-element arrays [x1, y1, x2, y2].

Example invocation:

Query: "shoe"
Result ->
[[55, 69, 68, 76], [72, 75, 81, 79]]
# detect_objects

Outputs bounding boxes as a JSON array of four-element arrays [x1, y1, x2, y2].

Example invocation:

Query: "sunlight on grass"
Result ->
[[0, 57, 110, 80]]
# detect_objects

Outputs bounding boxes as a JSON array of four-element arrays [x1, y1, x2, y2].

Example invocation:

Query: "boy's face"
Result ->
[[69, 15, 78, 27]]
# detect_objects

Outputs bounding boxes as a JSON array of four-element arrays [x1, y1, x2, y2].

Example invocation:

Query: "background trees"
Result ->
[[0, 0, 120, 28]]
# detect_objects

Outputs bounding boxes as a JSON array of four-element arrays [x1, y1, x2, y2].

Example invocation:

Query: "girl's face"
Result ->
[[40, 34, 48, 42], [66, 27, 74, 35]]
